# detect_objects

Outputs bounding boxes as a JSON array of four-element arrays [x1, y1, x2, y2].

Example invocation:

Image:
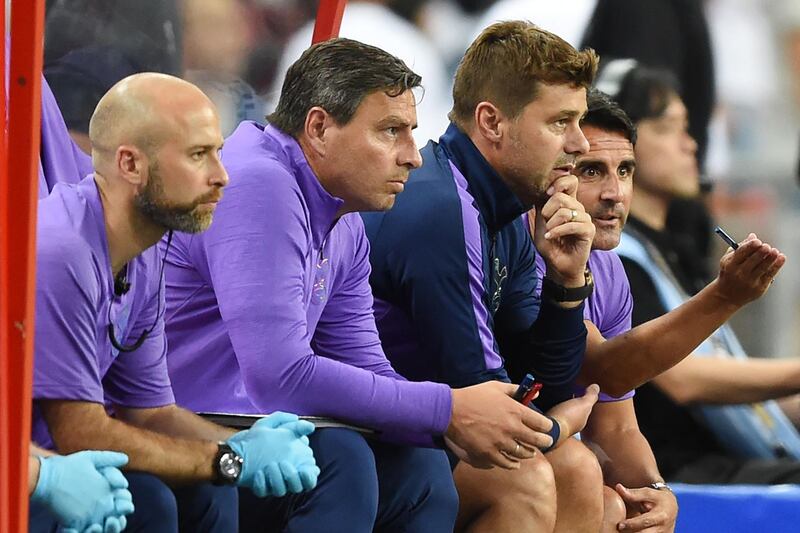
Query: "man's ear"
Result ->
[[115, 145, 147, 187], [474, 101, 505, 145], [302, 107, 333, 157]]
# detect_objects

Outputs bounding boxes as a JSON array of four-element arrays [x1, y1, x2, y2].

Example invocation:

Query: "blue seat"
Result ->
[[673, 483, 800, 532]]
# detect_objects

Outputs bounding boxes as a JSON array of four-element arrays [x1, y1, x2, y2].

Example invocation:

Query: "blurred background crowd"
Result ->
[[39, 0, 800, 358]]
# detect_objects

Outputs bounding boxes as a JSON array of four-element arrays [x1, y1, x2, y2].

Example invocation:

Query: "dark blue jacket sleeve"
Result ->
[[496, 222, 587, 410]]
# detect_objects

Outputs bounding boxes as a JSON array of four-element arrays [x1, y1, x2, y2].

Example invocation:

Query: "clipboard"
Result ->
[[198, 412, 378, 436]]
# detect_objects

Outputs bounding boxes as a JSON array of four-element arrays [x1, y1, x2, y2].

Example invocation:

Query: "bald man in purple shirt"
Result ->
[[164, 38, 562, 531], [33, 73, 319, 533]]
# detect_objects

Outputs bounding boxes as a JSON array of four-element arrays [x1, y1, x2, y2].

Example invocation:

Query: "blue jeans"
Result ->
[[239, 428, 458, 532], [29, 473, 237, 532]]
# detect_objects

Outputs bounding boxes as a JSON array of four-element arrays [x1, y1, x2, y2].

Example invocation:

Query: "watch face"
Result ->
[[219, 452, 243, 481]]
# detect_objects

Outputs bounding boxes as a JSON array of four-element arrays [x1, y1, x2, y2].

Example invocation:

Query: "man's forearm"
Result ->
[[116, 404, 236, 442], [585, 426, 662, 488], [41, 401, 219, 486], [655, 356, 800, 405], [581, 279, 740, 396], [582, 401, 662, 487]]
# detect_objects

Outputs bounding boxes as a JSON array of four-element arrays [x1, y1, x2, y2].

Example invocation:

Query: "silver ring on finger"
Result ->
[[514, 441, 521, 456], [569, 209, 578, 222]]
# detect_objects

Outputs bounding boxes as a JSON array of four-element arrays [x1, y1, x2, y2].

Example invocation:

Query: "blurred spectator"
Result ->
[[774, 0, 800, 109], [582, 0, 714, 171], [704, 0, 784, 181], [43, 0, 182, 150], [182, 0, 252, 78], [182, 0, 265, 135], [44, 0, 182, 75], [471, 0, 597, 48], [44, 46, 140, 153], [270, 0, 451, 144], [417, 0, 498, 70], [241, 0, 318, 95]]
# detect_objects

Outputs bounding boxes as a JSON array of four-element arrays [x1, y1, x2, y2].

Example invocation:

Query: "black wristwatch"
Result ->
[[213, 442, 243, 485], [541, 267, 594, 303]]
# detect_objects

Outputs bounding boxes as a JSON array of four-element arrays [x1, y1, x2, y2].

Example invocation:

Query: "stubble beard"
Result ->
[[134, 160, 215, 234], [507, 132, 558, 209]]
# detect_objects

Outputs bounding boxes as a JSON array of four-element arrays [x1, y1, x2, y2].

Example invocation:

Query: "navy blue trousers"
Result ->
[[239, 428, 458, 532], [29, 473, 237, 532]]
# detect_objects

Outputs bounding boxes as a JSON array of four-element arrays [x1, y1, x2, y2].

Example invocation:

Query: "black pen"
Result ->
[[714, 226, 739, 250]]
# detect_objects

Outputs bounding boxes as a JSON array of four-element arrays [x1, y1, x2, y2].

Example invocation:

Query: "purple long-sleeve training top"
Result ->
[[163, 122, 452, 445]]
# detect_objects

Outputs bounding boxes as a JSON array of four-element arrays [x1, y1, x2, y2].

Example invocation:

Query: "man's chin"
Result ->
[[189, 213, 214, 233], [367, 194, 398, 212], [591, 231, 621, 251], [161, 211, 213, 234]]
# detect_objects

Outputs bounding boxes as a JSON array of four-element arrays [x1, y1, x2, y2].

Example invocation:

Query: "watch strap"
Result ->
[[541, 267, 594, 303]]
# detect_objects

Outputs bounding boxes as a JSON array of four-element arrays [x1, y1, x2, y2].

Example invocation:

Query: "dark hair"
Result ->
[[584, 89, 637, 145], [596, 60, 681, 124], [450, 20, 598, 129], [267, 38, 422, 136]]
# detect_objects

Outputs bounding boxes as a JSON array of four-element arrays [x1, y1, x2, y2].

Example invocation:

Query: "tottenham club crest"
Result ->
[[490, 256, 507, 313]]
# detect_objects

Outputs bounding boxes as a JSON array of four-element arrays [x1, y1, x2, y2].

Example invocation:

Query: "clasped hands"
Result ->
[[32, 450, 134, 533], [227, 411, 320, 497]]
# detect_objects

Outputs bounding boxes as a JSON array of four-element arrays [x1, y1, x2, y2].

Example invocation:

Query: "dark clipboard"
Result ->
[[198, 412, 378, 436]]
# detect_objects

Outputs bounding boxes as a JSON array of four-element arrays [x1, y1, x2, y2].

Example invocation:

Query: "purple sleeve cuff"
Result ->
[[573, 385, 635, 402], [598, 389, 635, 402]]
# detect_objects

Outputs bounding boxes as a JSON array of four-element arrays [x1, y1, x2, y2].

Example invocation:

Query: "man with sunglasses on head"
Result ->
[[31, 72, 318, 533]]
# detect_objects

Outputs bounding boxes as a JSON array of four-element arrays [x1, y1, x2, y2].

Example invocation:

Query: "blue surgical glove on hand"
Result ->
[[227, 412, 319, 498], [32, 451, 134, 533]]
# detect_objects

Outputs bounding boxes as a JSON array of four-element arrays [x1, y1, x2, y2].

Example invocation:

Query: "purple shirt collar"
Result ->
[[263, 124, 344, 248]]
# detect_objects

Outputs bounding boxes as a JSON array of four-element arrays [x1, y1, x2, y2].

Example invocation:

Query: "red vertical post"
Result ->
[[311, 0, 348, 44], [0, 0, 10, 529], [3, 0, 45, 532]]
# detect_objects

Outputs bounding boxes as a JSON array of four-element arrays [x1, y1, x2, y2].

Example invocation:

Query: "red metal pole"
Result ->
[[311, 0, 348, 44], [4, 0, 45, 531], [0, 0, 10, 529]]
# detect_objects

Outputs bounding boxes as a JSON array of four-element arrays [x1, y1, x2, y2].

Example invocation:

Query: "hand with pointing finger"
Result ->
[[713, 232, 786, 308]]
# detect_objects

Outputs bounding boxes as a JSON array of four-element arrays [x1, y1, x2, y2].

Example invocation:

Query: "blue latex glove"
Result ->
[[255, 411, 301, 429], [32, 451, 134, 533], [227, 413, 319, 497]]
